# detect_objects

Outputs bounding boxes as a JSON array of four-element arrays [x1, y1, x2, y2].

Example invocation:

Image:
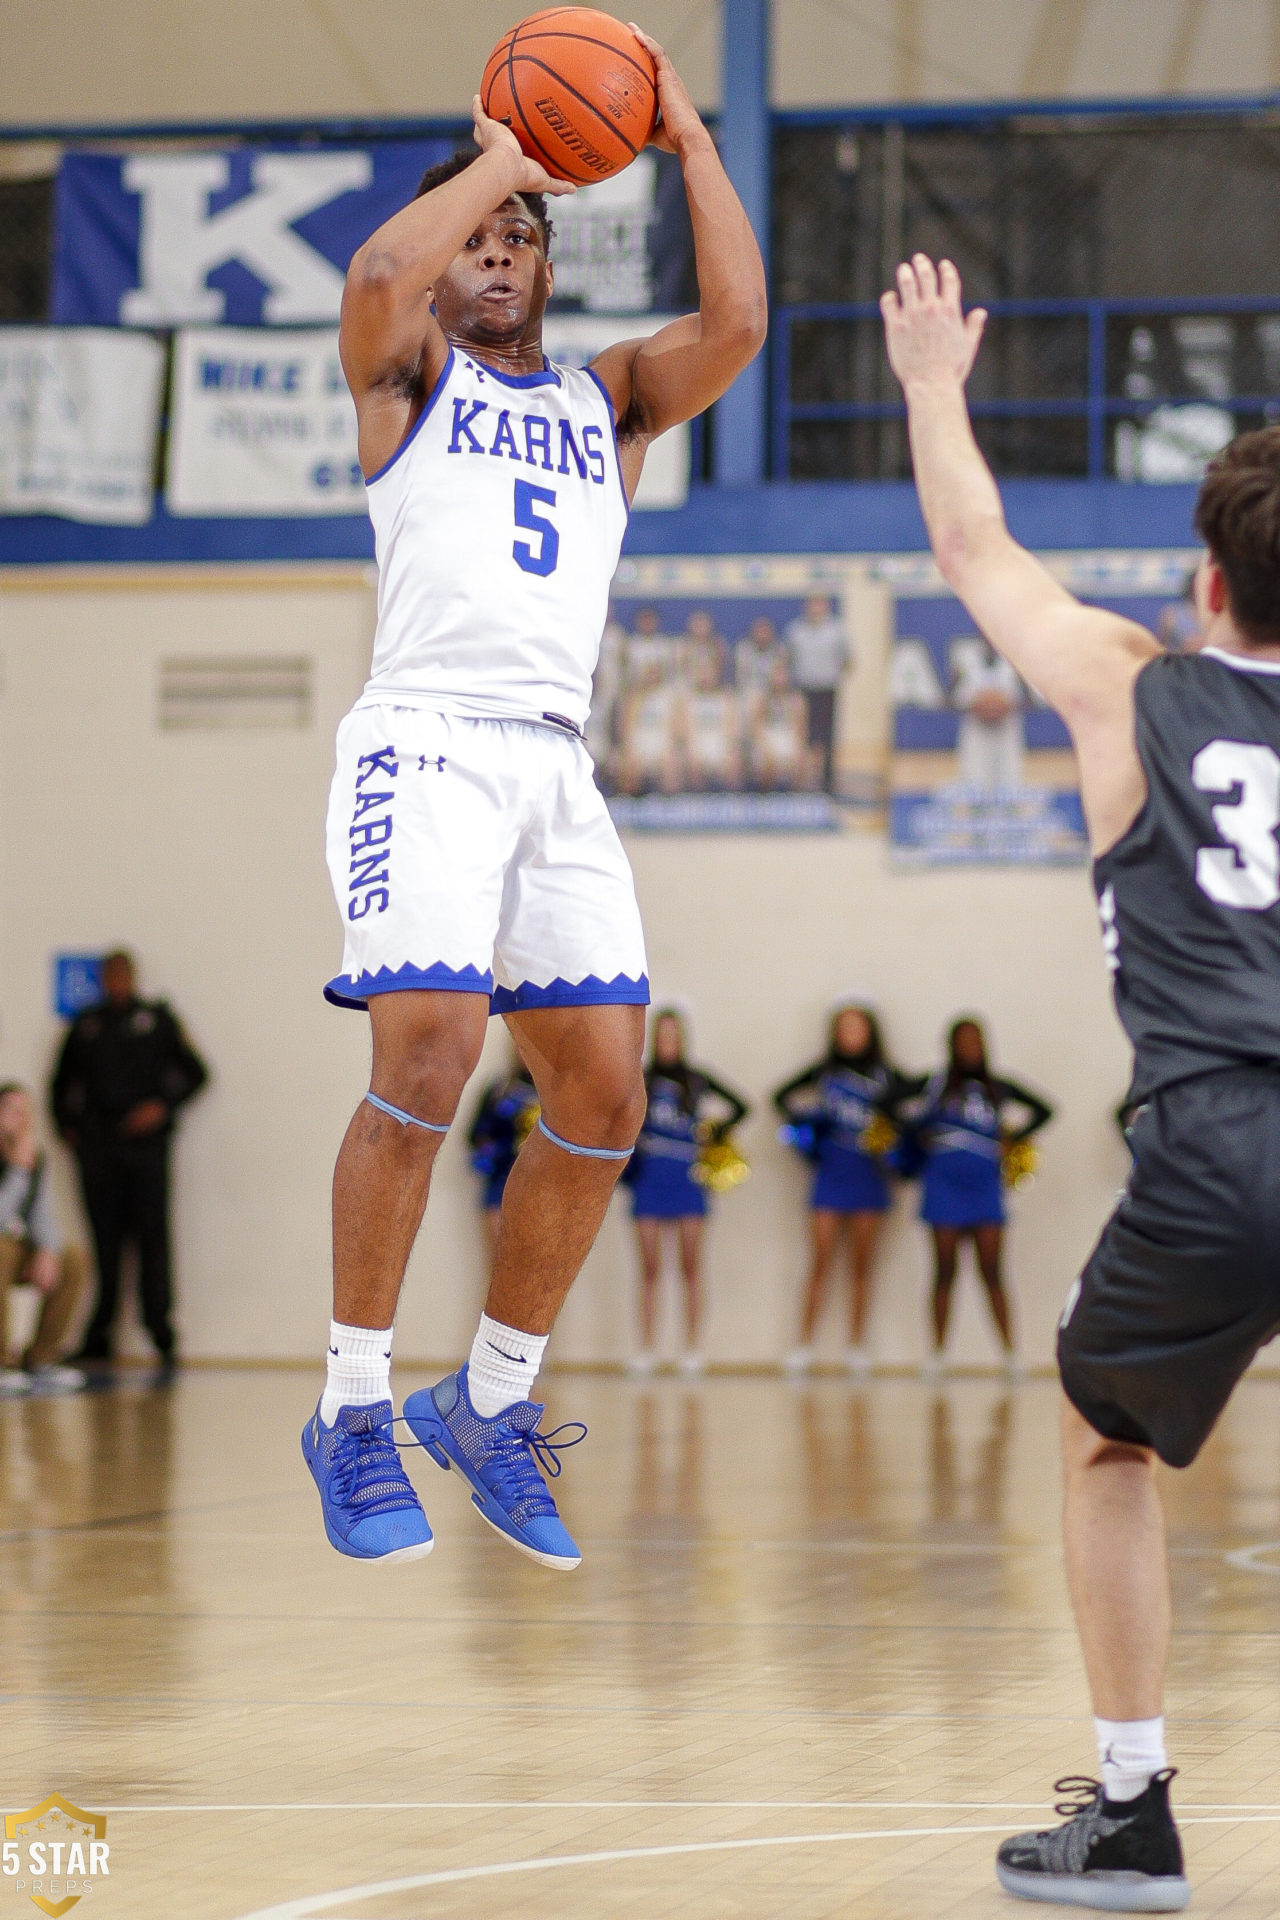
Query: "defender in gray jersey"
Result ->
[[884, 258, 1280, 1911]]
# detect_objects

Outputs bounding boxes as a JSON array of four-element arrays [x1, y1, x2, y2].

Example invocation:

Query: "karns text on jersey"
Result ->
[[447, 399, 610, 488]]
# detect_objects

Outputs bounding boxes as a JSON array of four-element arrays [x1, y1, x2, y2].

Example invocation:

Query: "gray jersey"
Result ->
[[1095, 648, 1280, 1101]]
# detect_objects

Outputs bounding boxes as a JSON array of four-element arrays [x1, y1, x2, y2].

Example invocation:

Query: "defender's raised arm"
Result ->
[[591, 31, 768, 486], [881, 253, 1158, 851]]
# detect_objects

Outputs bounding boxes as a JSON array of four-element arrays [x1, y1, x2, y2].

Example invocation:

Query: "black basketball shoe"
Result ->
[[996, 1771, 1189, 1911]]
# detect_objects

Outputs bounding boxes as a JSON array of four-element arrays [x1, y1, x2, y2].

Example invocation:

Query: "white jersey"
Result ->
[[362, 346, 629, 733]]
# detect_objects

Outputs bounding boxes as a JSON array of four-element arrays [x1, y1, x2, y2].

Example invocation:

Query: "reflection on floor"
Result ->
[[2, 1370, 1280, 1918]]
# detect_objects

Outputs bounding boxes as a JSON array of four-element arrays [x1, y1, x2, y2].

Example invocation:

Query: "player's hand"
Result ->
[[881, 255, 987, 391], [471, 96, 577, 197], [628, 26, 708, 156]]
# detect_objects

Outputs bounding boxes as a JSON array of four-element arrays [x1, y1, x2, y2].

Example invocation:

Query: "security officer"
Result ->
[[50, 950, 208, 1365]]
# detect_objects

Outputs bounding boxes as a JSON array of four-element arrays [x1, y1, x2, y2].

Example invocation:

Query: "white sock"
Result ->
[[466, 1313, 548, 1417], [1096, 1715, 1167, 1802], [320, 1319, 393, 1426]]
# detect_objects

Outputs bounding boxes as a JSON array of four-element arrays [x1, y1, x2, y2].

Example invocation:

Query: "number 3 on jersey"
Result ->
[[1193, 738, 1280, 910], [513, 480, 559, 577]]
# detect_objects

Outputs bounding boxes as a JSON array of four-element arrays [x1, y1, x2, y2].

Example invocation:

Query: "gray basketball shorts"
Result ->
[[1058, 1066, 1280, 1468]]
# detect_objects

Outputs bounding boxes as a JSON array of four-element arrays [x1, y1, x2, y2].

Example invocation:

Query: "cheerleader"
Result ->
[[775, 1003, 912, 1376], [627, 1008, 749, 1375], [466, 1053, 539, 1266], [903, 1018, 1052, 1376]]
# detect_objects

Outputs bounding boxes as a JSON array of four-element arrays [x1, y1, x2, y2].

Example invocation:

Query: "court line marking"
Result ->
[[0, 1526, 1242, 1563], [228, 1825, 1025, 1919], [0, 1696, 1167, 1722], [4, 1608, 1268, 1642], [1225, 1540, 1280, 1573], [1, 1529, 1069, 1551], [10, 1698, 1280, 1733], [230, 1815, 1280, 1920], [87, 1800, 1280, 1813]]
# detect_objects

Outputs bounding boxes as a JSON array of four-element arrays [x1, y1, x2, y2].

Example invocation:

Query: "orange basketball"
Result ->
[[481, 8, 659, 186]]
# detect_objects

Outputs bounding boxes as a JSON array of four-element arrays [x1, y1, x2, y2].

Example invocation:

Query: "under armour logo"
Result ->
[[419, 755, 446, 772]]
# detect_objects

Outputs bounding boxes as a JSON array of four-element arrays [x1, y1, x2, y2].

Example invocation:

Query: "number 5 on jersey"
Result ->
[[513, 479, 559, 577], [1193, 738, 1280, 910]]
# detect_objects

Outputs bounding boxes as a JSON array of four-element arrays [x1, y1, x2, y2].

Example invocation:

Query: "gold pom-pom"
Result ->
[[1001, 1137, 1039, 1189], [691, 1138, 751, 1193], [860, 1113, 899, 1158]]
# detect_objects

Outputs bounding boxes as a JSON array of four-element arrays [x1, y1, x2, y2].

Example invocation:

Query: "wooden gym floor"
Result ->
[[4, 1369, 1280, 1918]]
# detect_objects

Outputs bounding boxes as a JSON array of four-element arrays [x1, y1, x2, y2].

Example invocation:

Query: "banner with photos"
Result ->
[[597, 556, 888, 833], [0, 327, 165, 524], [604, 552, 1197, 843], [887, 559, 1192, 865]]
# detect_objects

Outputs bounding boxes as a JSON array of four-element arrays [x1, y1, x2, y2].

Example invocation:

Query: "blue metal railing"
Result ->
[[772, 294, 1280, 481]]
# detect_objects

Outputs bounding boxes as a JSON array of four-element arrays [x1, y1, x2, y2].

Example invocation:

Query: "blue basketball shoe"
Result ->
[[302, 1397, 434, 1563], [402, 1366, 584, 1570]]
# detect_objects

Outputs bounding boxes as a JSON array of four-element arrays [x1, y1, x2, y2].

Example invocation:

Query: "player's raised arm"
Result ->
[[881, 253, 1159, 848], [339, 110, 574, 401], [590, 30, 768, 470]]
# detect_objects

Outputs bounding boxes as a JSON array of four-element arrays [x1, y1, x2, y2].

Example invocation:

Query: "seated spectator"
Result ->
[[684, 609, 730, 689], [680, 652, 745, 790], [625, 605, 681, 687], [735, 614, 787, 696], [617, 660, 682, 795], [0, 1081, 89, 1394], [748, 658, 819, 790]]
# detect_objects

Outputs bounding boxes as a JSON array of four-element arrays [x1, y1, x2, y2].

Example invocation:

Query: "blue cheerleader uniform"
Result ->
[[774, 1057, 909, 1213], [628, 1066, 749, 1220], [467, 1071, 540, 1210], [906, 1072, 1052, 1229]]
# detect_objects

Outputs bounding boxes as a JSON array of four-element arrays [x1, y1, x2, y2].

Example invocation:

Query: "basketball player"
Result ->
[[302, 33, 766, 1569], [884, 253, 1280, 1910]]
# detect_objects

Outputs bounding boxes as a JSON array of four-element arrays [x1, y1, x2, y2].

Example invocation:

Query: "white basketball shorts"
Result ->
[[324, 702, 650, 1015]]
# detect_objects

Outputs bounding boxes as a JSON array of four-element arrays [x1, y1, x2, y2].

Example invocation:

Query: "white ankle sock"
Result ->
[[467, 1313, 548, 1417], [1096, 1715, 1166, 1802], [320, 1319, 393, 1426]]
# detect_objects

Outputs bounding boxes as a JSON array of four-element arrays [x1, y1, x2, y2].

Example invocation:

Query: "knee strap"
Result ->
[[365, 1091, 450, 1135], [538, 1116, 634, 1162]]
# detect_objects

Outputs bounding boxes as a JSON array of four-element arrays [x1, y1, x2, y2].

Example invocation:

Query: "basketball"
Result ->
[[481, 7, 659, 185]]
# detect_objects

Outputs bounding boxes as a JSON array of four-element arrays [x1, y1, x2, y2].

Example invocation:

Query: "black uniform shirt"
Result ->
[[51, 998, 209, 1139], [1095, 649, 1280, 1102]]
